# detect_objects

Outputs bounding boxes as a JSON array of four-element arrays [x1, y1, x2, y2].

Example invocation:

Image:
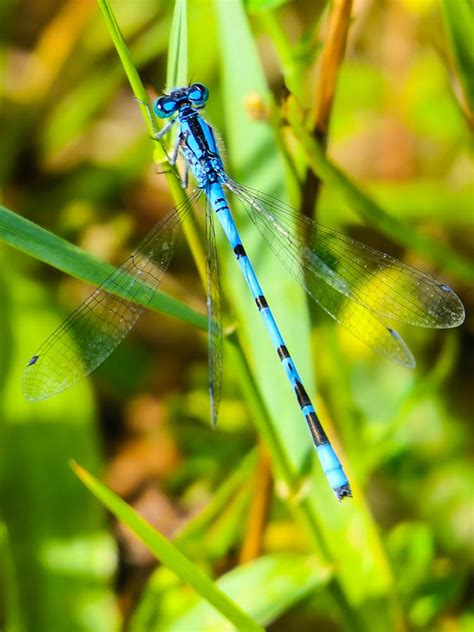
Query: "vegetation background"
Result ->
[[1, 0, 472, 630]]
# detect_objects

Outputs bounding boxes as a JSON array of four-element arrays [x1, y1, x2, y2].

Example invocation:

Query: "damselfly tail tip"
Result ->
[[335, 483, 352, 501]]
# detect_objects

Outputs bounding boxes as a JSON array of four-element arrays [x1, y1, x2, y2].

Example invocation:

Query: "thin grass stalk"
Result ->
[[286, 96, 473, 282], [300, 0, 353, 219]]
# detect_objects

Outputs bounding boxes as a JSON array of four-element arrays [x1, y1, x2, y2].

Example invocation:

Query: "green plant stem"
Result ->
[[174, 448, 259, 546], [72, 462, 265, 632], [226, 331, 298, 488], [97, 0, 207, 286], [258, 11, 304, 101], [285, 96, 473, 283], [301, 0, 353, 219]]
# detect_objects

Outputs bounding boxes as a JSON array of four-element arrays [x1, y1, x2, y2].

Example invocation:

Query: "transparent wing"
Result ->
[[227, 181, 464, 367], [23, 189, 202, 401], [205, 202, 223, 427]]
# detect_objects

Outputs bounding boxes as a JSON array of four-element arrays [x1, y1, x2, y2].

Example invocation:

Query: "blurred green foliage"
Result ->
[[0, 0, 472, 631]]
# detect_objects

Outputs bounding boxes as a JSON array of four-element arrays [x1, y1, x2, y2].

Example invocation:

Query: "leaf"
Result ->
[[441, 0, 474, 113], [214, 7, 405, 632], [163, 554, 332, 631], [0, 256, 118, 631], [215, 0, 311, 480], [167, 0, 188, 89], [97, 0, 207, 287], [0, 205, 207, 331], [245, 0, 287, 12], [72, 463, 265, 632]]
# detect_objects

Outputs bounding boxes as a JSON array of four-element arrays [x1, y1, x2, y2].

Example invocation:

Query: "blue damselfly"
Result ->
[[23, 84, 465, 499]]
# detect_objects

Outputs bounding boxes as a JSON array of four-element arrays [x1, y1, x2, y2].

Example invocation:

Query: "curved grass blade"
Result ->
[[0, 205, 206, 330], [205, 202, 223, 427], [23, 191, 201, 401], [441, 0, 474, 113], [166, 553, 332, 631], [96, 0, 162, 146], [72, 462, 265, 632]]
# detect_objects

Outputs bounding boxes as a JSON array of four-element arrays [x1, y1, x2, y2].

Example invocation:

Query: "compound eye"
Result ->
[[188, 83, 209, 105], [154, 97, 177, 118]]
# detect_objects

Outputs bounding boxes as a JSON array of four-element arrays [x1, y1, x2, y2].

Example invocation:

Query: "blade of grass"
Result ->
[[213, 3, 369, 630], [97, 0, 206, 285], [441, 0, 474, 118], [301, 0, 353, 218], [215, 0, 310, 480], [173, 447, 258, 546], [42, 19, 171, 155], [285, 96, 473, 283], [256, 1, 327, 103], [215, 4, 403, 631], [96, 0, 163, 149], [1, 261, 119, 631], [166, 553, 332, 631], [167, 0, 188, 89], [72, 462, 265, 632], [0, 522, 25, 632], [0, 205, 207, 331], [164, 0, 207, 289]]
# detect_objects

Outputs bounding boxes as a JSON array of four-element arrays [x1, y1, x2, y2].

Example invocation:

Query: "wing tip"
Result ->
[[22, 357, 68, 402], [387, 327, 416, 368], [436, 284, 466, 329], [209, 391, 219, 428]]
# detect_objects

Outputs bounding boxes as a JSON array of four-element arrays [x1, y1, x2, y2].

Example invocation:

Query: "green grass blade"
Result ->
[[164, 553, 332, 631], [72, 462, 265, 632], [167, 0, 188, 88], [215, 0, 310, 478], [0, 259, 118, 631], [96, 0, 162, 147], [164, 0, 208, 286], [0, 205, 207, 331], [441, 0, 474, 113], [97, 0, 206, 285], [42, 19, 171, 155], [173, 448, 259, 546], [285, 97, 473, 283]]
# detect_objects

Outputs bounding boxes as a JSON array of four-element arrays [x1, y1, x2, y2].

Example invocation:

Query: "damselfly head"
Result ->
[[154, 83, 209, 118]]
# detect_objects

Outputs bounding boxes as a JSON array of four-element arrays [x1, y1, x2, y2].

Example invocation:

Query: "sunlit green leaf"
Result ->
[[73, 463, 264, 632], [441, 0, 474, 111], [0, 205, 207, 330]]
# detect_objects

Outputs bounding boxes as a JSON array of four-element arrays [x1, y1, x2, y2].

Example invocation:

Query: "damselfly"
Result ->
[[23, 84, 465, 499]]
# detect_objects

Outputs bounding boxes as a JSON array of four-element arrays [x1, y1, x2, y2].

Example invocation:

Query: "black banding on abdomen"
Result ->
[[277, 345, 290, 360], [255, 295, 268, 310], [294, 380, 311, 408], [234, 244, 246, 259], [305, 412, 328, 446]]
